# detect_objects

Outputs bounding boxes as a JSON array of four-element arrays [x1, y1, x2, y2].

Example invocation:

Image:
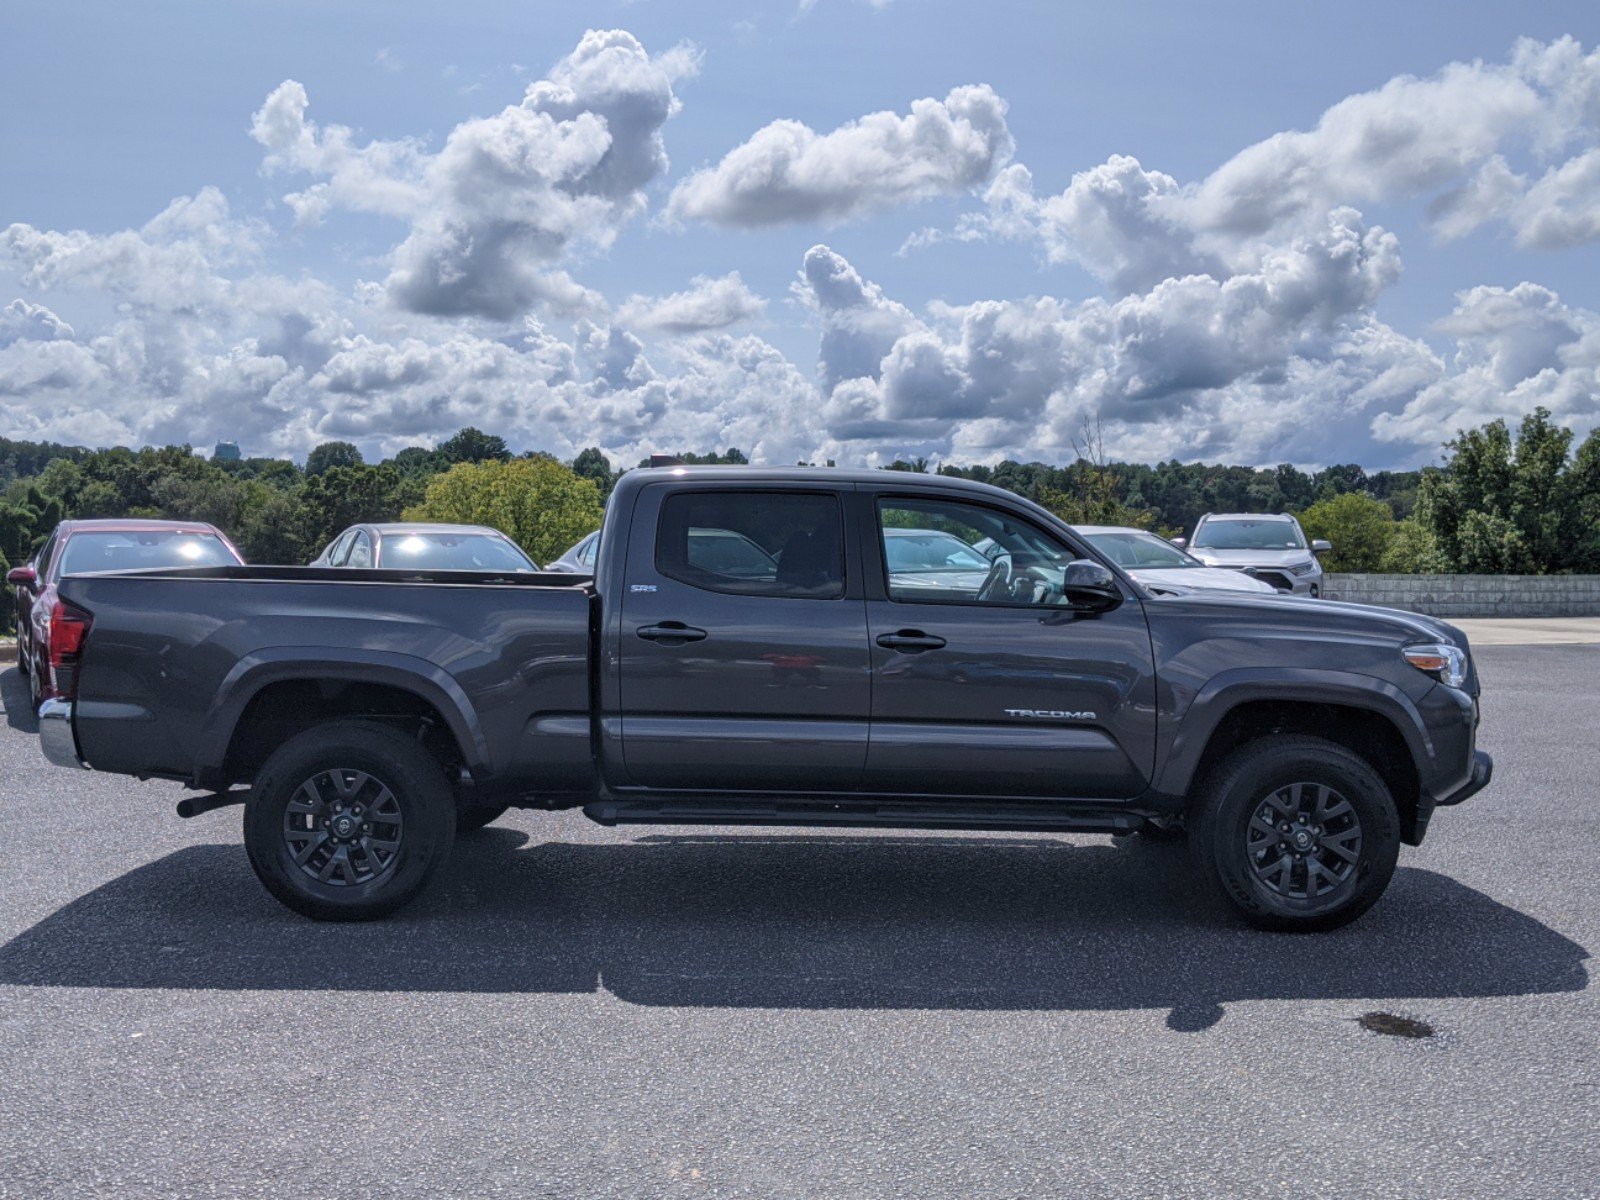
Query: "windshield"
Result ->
[[377, 533, 536, 571], [1192, 519, 1306, 551], [1083, 530, 1199, 569], [686, 528, 776, 577], [884, 532, 993, 573], [58, 531, 238, 575]]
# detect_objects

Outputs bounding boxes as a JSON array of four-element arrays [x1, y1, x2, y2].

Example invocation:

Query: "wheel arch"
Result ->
[[199, 649, 490, 787], [1160, 671, 1429, 845]]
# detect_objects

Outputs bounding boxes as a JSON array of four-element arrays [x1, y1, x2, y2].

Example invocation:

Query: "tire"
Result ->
[[456, 803, 509, 833], [244, 721, 456, 921], [1188, 735, 1399, 932]]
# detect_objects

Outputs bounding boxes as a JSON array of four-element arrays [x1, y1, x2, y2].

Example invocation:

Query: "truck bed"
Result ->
[[57, 566, 597, 793]]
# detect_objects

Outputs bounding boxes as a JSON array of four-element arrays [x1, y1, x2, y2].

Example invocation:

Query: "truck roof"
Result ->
[[618, 465, 1033, 505]]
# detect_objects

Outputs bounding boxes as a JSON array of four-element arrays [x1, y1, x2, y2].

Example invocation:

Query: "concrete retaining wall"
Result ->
[[1324, 573, 1600, 617]]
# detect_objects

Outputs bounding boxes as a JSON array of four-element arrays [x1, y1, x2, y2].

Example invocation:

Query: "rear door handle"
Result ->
[[876, 630, 947, 653], [637, 622, 708, 644]]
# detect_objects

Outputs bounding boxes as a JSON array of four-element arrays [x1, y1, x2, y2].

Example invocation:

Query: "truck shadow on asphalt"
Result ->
[[0, 827, 1587, 1029], [0, 667, 39, 734]]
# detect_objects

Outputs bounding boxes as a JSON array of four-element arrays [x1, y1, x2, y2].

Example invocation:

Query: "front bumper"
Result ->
[[38, 698, 87, 770], [1437, 749, 1493, 807]]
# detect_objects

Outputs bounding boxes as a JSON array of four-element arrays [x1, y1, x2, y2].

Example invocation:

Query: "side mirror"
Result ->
[[1311, 539, 1332, 554], [6, 565, 37, 588], [1169, 537, 1186, 549], [1062, 559, 1122, 611]]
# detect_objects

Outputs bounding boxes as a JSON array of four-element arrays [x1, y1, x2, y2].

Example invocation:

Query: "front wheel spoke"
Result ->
[[318, 847, 348, 882], [1318, 798, 1353, 824], [1263, 790, 1296, 821], [1249, 814, 1281, 843], [1322, 838, 1360, 864], [331, 771, 370, 801], [1304, 858, 1327, 896], [289, 831, 328, 865]]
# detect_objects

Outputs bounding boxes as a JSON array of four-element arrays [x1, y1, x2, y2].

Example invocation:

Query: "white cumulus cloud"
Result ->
[[614, 272, 766, 334], [666, 84, 1012, 228]]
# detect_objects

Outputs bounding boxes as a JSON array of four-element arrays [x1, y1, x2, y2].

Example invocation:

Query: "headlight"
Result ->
[[1403, 642, 1467, 689], [1289, 559, 1318, 576]]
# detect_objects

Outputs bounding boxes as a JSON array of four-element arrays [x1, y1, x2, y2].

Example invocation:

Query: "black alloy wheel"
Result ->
[[1244, 782, 1362, 902], [283, 768, 405, 888], [244, 720, 455, 921]]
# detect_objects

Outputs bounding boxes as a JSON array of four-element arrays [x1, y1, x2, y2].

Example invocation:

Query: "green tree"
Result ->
[[1418, 407, 1594, 573], [571, 447, 616, 498], [404, 458, 604, 564], [1381, 520, 1448, 574], [1297, 493, 1396, 572], [234, 483, 307, 564], [305, 441, 364, 476], [438, 427, 510, 465], [296, 465, 404, 551]]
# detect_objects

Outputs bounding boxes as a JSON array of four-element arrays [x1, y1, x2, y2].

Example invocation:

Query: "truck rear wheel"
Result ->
[[244, 721, 456, 921], [1189, 735, 1399, 932]]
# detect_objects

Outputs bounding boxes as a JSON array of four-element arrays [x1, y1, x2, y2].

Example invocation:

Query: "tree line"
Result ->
[[4, 409, 1599, 635]]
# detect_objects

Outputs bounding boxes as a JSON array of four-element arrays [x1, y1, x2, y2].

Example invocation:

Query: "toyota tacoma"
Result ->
[[37, 467, 1491, 929]]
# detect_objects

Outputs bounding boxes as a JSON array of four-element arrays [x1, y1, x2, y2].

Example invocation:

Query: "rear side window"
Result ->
[[656, 491, 845, 599]]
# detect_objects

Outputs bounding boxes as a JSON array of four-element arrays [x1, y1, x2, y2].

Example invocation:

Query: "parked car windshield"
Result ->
[[1081, 530, 1199, 569], [377, 533, 536, 571], [58, 531, 238, 575], [1191, 519, 1306, 550]]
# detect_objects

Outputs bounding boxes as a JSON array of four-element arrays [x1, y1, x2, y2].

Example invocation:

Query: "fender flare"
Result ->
[[1154, 667, 1432, 798], [195, 646, 492, 779]]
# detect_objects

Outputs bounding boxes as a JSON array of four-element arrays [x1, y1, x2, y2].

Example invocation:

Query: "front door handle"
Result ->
[[876, 630, 947, 653], [637, 622, 708, 644]]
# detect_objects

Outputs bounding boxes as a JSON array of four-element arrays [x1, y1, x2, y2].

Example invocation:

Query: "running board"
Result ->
[[583, 797, 1141, 834]]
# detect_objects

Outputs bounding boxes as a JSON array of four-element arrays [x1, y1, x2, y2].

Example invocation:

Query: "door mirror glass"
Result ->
[[1311, 539, 1332, 554], [7, 565, 37, 588], [1062, 560, 1122, 610]]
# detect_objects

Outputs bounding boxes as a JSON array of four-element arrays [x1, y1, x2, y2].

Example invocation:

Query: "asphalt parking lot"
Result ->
[[1, 647, 1595, 1199]]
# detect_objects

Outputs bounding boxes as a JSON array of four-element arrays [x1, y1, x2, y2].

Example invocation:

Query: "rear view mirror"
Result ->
[[1063, 559, 1122, 611], [1312, 539, 1332, 554], [7, 565, 37, 588]]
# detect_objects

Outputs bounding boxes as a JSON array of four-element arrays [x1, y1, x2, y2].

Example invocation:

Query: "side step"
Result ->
[[583, 797, 1142, 835]]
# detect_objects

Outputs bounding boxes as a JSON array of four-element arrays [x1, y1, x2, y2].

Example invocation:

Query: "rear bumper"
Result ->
[[38, 699, 87, 770], [1437, 749, 1493, 807]]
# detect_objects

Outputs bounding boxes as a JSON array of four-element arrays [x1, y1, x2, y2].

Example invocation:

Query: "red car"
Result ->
[[8, 518, 244, 711]]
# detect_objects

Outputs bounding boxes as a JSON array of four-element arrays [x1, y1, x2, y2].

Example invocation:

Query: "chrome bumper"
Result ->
[[38, 698, 87, 770]]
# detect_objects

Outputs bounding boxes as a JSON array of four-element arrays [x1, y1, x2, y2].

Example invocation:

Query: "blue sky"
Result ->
[[3, 1, 1599, 469]]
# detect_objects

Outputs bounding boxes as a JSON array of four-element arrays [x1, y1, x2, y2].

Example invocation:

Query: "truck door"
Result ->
[[616, 483, 871, 791], [861, 490, 1156, 799]]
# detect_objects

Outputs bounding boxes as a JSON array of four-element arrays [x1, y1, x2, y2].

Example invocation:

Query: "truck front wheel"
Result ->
[[1189, 735, 1399, 932], [244, 721, 456, 921]]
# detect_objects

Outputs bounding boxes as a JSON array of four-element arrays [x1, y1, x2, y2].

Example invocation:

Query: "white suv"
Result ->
[[1175, 513, 1330, 597]]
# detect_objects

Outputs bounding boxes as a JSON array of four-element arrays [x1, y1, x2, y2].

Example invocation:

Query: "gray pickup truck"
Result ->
[[39, 467, 1491, 929]]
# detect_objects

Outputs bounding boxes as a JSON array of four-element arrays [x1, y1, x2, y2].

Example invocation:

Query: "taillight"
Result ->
[[48, 600, 92, 700]]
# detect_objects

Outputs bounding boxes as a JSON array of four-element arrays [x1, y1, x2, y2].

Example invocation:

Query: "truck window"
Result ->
[[656, 491, 845, 599], [878, 496, 1077, 606]]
